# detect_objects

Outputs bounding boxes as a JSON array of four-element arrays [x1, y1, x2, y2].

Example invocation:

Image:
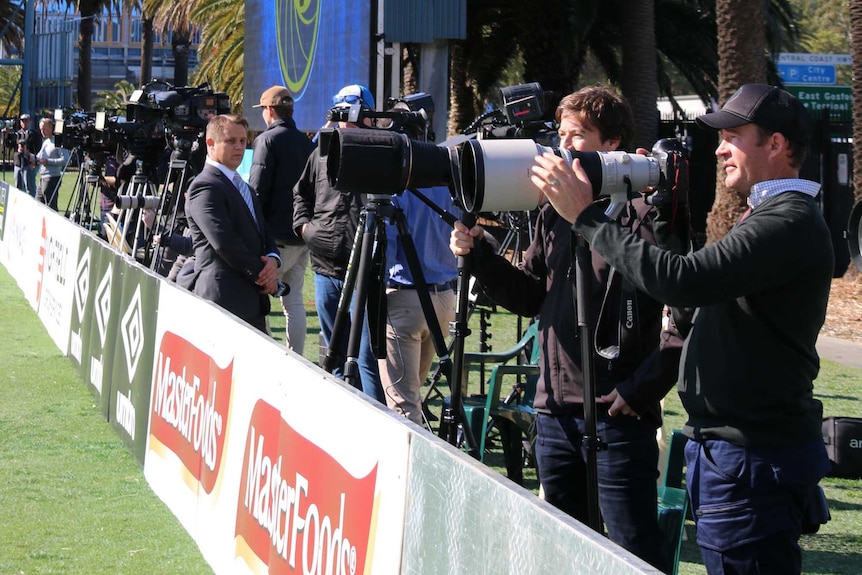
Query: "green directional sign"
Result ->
[[787, 86, 852, 117]]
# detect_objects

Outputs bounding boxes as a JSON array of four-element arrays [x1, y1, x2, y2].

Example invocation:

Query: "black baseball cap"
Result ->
[[696, 83, 812, 144]]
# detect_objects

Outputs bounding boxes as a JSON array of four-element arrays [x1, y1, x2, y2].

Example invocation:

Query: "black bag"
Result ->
[[822, 417, 862, 479]]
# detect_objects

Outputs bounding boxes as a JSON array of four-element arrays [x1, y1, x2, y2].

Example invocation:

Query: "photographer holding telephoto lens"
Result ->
[[449, 84, 688, 572], [540, 83, 832, 575]]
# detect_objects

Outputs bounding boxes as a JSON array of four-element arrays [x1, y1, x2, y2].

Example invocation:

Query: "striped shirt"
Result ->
[[748, 178, 820, 210]]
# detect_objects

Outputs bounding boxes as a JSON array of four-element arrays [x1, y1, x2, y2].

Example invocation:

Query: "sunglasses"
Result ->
[[332, 94, 365, 106]]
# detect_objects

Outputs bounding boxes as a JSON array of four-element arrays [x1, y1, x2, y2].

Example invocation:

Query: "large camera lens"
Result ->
[[327, 128, 452, 194], [460, 139, 545, 213], [460, 140, 660, 213], [115, 195, 161, 210]]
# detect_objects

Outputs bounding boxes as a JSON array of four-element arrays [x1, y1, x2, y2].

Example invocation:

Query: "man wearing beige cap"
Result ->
[[249, 86, 315, 354]]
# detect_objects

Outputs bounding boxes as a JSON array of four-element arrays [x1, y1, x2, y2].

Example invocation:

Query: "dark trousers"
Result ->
[[36, 175, 61, 211], [535, 412, 668, 572], [684, 438, 830, 575], [314, 272, 383, 402]]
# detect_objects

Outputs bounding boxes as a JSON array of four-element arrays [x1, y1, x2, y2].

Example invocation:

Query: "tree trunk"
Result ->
[[620, 0, 659, 149], [706, 0, 768, 245], [140, 16, 154, 85], [76, 2, 97, 110], [402, 44, 419, 97], [172, 26, 191, 86], [448, 39, 475, 138]]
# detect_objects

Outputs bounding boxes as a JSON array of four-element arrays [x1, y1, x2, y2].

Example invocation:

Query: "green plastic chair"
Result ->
[[657, 429, 689, 575], [460, 321, 540, 484]]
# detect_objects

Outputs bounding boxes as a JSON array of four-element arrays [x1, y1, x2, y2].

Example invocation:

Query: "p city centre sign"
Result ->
[[777, 53, 852, 116]]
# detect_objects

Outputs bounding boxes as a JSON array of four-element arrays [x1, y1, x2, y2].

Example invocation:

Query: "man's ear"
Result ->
[[205, 137, 214, 148]]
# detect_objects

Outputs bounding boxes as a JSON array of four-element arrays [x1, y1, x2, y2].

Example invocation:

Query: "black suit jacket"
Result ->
[[185, 163, 278, 330]]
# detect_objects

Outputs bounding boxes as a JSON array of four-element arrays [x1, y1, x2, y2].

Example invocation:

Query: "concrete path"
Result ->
[[816, 335, 862, 370]]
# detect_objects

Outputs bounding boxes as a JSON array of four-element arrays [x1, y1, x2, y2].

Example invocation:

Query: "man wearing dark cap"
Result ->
[[534, 83, 832, 574], [293, 84, 383, 401], [249, 85, 315, 354], [12, 114, 42, 197]]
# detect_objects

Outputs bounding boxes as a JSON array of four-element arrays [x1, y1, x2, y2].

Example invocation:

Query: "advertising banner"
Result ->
[[35, 210, 80, 355], [0, 190, 47, 306], [145, 284, 410, 574], [243, 0, 371, 132], [0, 181, 8, 241], [107, 260, 161, 465], [79, 239, 123, 417]]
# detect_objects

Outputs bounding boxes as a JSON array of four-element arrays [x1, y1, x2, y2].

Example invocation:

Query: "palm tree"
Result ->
[[620, 1, 659, 149], [189, 0, 243, 110], [73, 0, 119, 110], [94, 79, 136, 110], [143, 0, 196, 86], [139, 3, 154, 85], [447, 0, 720, 137], [705, 0, 769, 245], [0, 0, 25, 53]]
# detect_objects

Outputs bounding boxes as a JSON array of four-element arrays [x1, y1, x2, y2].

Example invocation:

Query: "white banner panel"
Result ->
[[0, 189, 45, 307], [145, 284, 411, 575], [0, 188, 81, 354], [35, 209, 81, 355]]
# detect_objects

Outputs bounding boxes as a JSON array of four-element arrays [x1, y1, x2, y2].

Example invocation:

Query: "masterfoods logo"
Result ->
[[149, 331, 233, 494], [235, 400, 379, 575]]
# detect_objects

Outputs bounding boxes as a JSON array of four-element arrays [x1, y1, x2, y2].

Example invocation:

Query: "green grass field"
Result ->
[[2, 170, 860, 574]]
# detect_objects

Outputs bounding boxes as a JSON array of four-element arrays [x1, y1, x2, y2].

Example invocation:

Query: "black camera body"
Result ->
[[465, 82, 559, 147], [127, 81, 231, 132], [124, 81, 231, 163]]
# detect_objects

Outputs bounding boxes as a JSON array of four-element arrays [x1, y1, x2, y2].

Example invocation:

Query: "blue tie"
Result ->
[[233, 173, 257, 225]]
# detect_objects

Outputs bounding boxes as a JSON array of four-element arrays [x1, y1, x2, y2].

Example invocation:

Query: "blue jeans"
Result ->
[[685, 438, 830, 575], [314, 273, 383, 402], [14, 165, 37, 197], [535, 412, 667, 572]]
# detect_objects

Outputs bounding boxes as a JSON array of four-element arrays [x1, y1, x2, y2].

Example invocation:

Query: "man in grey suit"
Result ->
[[185, 114, 281, 332]]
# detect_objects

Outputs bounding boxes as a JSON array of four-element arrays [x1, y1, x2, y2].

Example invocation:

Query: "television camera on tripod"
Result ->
[[58, 82, 231, 272]]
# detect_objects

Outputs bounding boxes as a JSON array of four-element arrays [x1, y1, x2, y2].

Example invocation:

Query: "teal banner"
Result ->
[[70, 234, 122, 417], [108, 262, 160, 465]]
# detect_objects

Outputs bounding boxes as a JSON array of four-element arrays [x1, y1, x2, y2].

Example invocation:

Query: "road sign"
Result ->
[[777, 53, 851, 66], [778, 63, 836, 85], [786, 86, 851, 114]]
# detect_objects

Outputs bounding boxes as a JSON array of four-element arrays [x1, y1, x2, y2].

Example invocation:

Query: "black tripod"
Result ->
[[107, 159, 160, 259], [64, 150, 107, 234], [145, 151, 197, 275], [321, 190, 479, 456]]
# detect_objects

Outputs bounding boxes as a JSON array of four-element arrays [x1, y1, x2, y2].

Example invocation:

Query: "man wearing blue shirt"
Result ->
[[379, 186, 457, 424]]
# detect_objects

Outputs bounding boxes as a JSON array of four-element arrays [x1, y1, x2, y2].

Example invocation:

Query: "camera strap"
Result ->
[[594, 266, 639, 362], [594, 202, 641, 364]]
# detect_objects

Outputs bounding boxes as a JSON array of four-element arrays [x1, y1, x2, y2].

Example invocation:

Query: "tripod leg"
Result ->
[[322, 211, 366, 377], [341, 211, 381, 392]]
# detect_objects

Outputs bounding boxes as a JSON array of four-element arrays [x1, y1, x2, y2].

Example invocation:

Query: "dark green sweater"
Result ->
[[574, 192, 833, 447]]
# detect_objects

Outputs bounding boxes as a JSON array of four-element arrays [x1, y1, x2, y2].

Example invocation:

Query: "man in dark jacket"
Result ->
[[12, 114, 42, 196], [539, 84, 832, 575], [293, 84, 382, 402], [450, 85, 685, 572], [249, 85, 315, 354], [185, 114, 281, 333]]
